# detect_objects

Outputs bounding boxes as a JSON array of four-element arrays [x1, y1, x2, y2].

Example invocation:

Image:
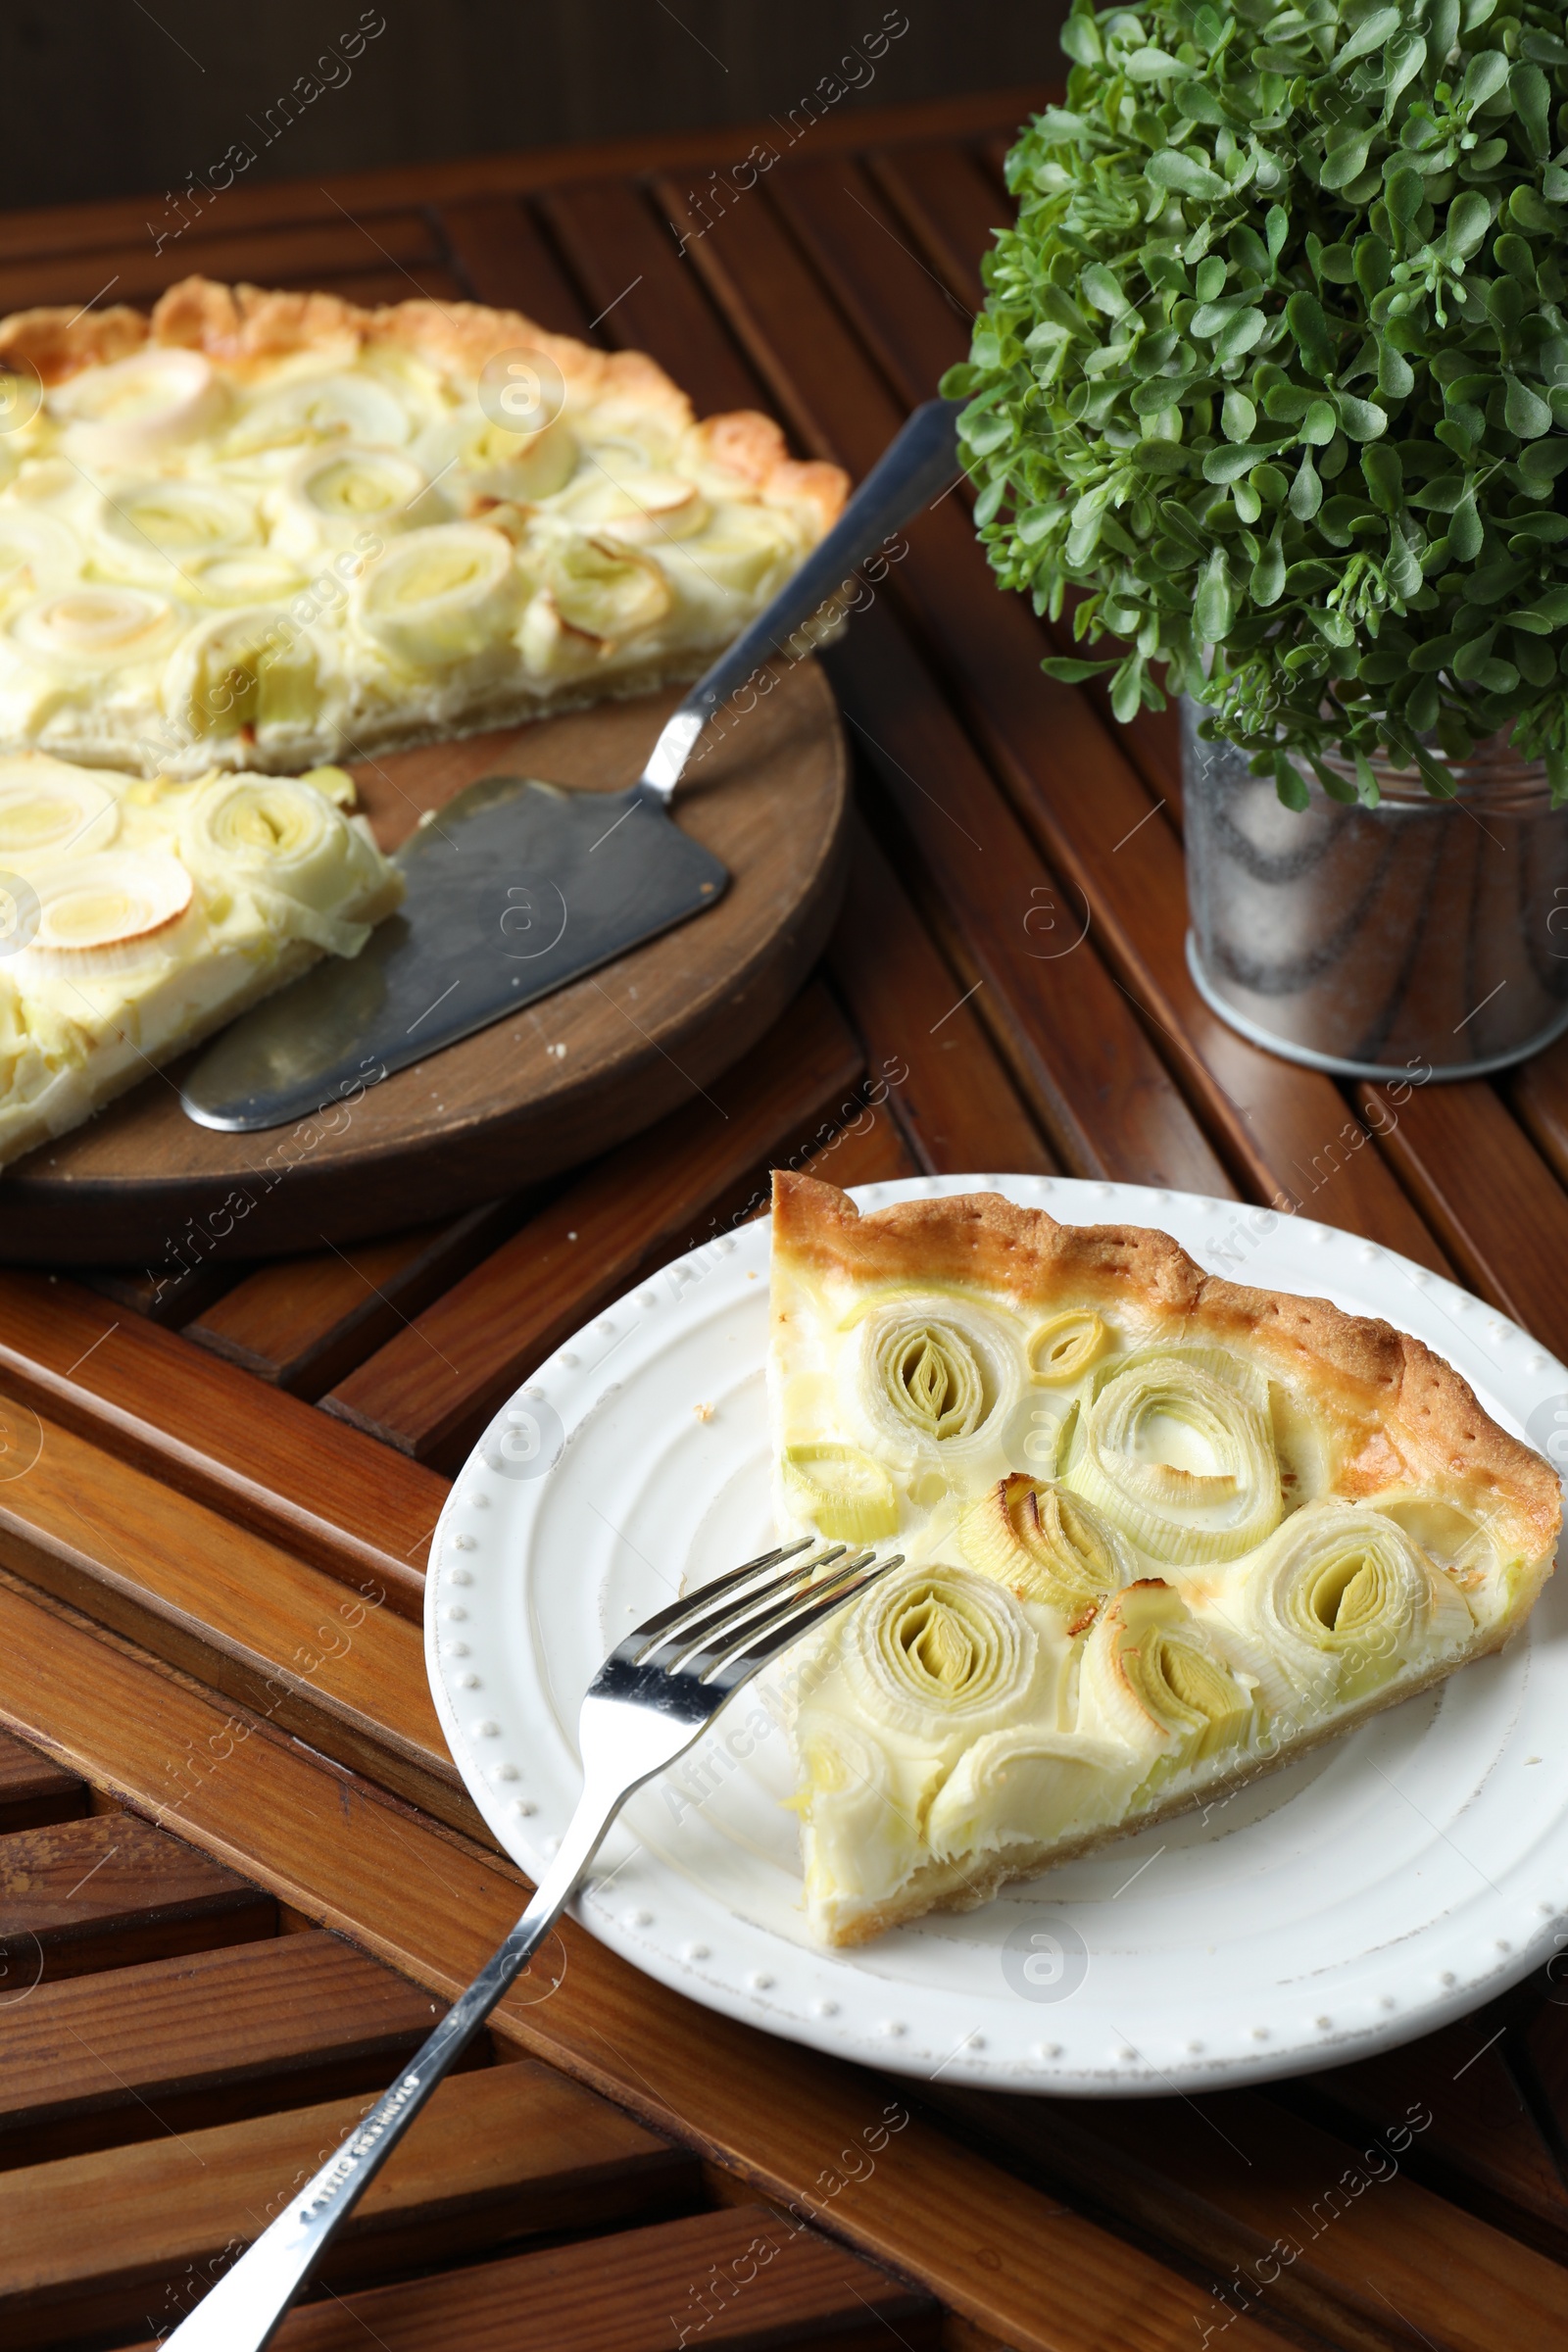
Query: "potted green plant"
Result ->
[[947, 0, 1568, 1078]]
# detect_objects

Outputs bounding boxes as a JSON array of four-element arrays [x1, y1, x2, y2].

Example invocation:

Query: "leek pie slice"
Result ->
[[0, 749, 402, 1169], [0, 276, 848, 777], [767, 1173, 1561, 1944]]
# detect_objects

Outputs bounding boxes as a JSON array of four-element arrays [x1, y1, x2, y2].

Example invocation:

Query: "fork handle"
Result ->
[[638, 395, 965, 800], [162, 1793, 615, 2351]]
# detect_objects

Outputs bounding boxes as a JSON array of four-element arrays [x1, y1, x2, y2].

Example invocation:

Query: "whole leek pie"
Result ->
[[0, 749, 402, 1169], [768, 1173, 1561, 1945], [0, 276, 848, 777]]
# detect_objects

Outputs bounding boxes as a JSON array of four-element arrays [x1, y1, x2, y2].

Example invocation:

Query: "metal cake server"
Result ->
[[181, 396, 963, 1132]]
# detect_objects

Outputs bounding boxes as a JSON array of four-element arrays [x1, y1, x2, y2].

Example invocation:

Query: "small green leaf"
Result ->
[[1125, 45, 1191, 80], [1508, 186, 1558, 234], [1515, 589, 1568, 628], [1147, 148, 1230, 201], [1337, 395, 1390, 442], [1387, 169, 1424, 234], [1290, 449, 1323, 520], [1273, 752, 1310, 810], [1081, 264, 1129, 316], [1286, 290, 1336, 376], [1460, 49, 1510, 114], [1503, 375, 1553, 438], [1444, 191, 1493, 262], [1251, 522, 1287, 606], [1336, 5, 1401, 68], [1509, 61, 1551, 157], [1215, 309, 1267, 363], [1203, 443, 1271, 482], [1040, 656, 1119, 682], [1265, 206, 1289, 264], [1448, 493, 1484, 563], [1221, 390, 1257, 442], [1195, 548, 1234, 643], [1453, 628, 1498, 682], [1058, 5, 1101, 67], [1362, 445, 1403, 514]]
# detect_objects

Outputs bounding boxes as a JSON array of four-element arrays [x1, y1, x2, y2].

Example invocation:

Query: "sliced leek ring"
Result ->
[[843, 1562, 1038, 1743], [52, 349, 226, 465], [927, 1727, 1142, 1862], [165, 607, 321, 742], [1027, 1309, 1109, 1385], [94, 479, 262, 587], [1236, 1502, 1475, 1713], [540, 535, 671, 647], [12, 585, 181, 671], [281, 446, 430, 549], [847, 1294, 1024, 1476], [416, 409, 578, 507], [794, 1717, 922, 1925], [1077, 1578, 1255, 1769], [0, 510, 83, 598], [961, 1473, 1134, 1618], [661, 511, 798, 598], [186, 552, 307, 607], [1066, 1347, 1283, 1565], [877, 1316, 987, 1442], [181, 772, 382, 915], [782, 1442, 898, 1544], [353, 522, 521, 666], [0, 756, 119, 862], [226, 369, 412, 454], [16, 849, 193, 977], [564, 458, 712, 545]]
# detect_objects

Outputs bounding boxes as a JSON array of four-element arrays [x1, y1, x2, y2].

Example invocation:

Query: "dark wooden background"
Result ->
[[0, 1, 1065, 216]]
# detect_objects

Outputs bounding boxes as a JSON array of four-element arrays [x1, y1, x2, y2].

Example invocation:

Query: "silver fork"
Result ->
[[164, 1535, 900, 2350]]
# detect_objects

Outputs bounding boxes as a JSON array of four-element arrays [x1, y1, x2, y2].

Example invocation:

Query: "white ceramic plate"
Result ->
[[425, 1176, 1568, 2094]]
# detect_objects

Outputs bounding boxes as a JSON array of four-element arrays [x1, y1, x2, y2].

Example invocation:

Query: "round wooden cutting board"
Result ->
[[0, 660, 848, 1265]]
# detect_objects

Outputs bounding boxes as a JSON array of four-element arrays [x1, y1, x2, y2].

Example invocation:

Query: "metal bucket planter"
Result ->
[[1183, 700, 1568, 1081]]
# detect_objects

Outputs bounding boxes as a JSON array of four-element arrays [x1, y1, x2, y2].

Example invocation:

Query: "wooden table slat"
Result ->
[[934, 2080, 1568, 2352], [865, 136, 1183, 808], [127, 2206, 941, 2352], [0, 1404, 465, 1824], [0, 2059, 693, 2350], [0, 1722, 85, 1833], [1271, 2008, 1568, 2263], [184, 1200, 522, 1398], [0, 212, 447, 314], [0, 1810, 273, 1979], [0, 1275, 445, 1618], [827, 817, 1059, 1179], [1359, 1078, 1568, 1358], [319, 980, 862, 1465], [0, 1927, 459, 2167]]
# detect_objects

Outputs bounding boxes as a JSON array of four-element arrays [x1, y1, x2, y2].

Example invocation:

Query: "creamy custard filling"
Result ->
[[768, 1177, 1559, 1944]]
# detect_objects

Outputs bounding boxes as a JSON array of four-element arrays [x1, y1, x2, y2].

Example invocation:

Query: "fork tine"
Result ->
[[620, 1538, 813, 1655], [642, 1544, 849, 1670], [681, 1546, 887, 1681], [704, 1555, 903, 1691]]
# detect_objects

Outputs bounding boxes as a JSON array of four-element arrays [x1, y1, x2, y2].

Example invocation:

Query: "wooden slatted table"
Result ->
[[2, 86, 1568, 2352]]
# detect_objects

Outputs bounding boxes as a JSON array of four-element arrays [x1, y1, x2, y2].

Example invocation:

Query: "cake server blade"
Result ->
[[179, 771, 725, 1131]]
